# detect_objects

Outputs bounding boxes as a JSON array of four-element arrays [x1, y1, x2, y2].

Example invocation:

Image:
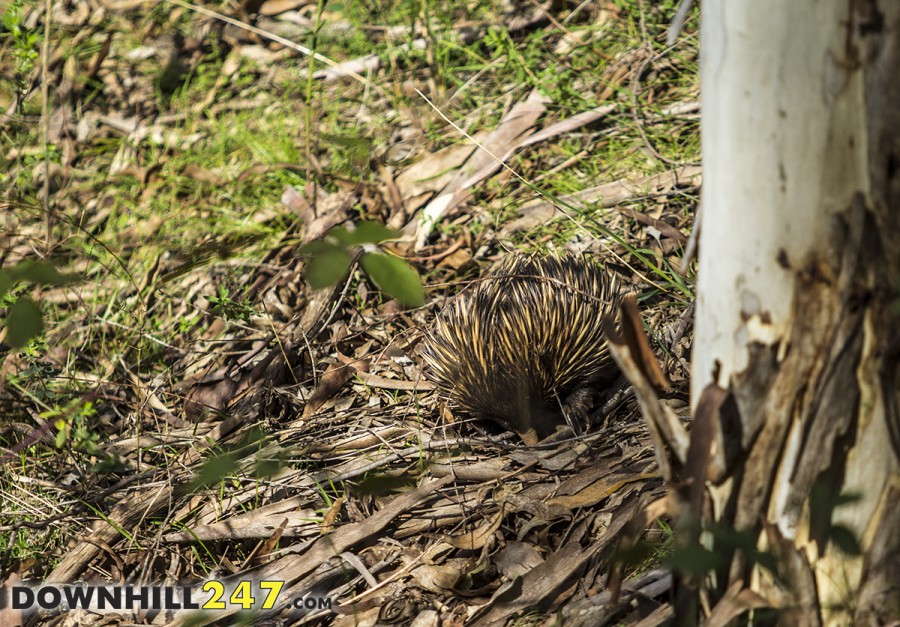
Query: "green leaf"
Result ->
[[346, 221, 401, 245], [666, 544, 723, 577], [829, 525, 861, 556], [831, 492, 861, 508], [54, 417, 67, 448], [329, 226, 353, 246], [190, 452, 239, 491], [360, 252, 424, 307], [748, 549, 780, 578], [299, 240, 352, 289], [329, 222, 400, 246], [609, 540, 655, 568], [11, 259, 78, 286], [5, 296, 43, 347], [0, 270, 10, 300], [254, 457, 283, 478], [355, 472, 417, 496]]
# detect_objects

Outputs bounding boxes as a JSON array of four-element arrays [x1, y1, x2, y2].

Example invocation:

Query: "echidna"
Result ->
[[421, 254, 622, 441]]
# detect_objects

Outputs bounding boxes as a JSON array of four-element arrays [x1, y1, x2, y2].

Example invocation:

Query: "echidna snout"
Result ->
[[421, 254, 622, 441]]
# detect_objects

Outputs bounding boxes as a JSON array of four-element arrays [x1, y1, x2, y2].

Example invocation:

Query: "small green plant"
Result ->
[[49, 400, 124, 471], [321, 133, 373, 174], [1, 0, 41, 102], [313, 474, 345, 510], [11, 148, 61, 195], [207, 284, 258, 323], [300, 221, 424, 307], [1, 260, 80, 349], [52, 400, 99, 452]]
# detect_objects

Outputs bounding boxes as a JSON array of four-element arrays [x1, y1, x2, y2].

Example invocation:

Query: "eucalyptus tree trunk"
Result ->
[[692, 0, 900, 623]]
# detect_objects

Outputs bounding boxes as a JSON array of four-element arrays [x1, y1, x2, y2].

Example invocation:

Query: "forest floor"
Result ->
[[1, 0, 699, 624]]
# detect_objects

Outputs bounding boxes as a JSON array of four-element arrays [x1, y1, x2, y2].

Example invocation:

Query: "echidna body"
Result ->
[[422, 255, 621, 439]]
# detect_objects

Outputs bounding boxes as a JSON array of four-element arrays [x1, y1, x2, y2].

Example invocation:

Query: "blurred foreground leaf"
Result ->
[[300, 240, 352, 289], [331, 221, 400, 246], [5, 296, 43, 348], [360, 251, 424, 307]]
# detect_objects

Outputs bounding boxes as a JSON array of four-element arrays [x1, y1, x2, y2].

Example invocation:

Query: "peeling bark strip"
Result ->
[[721, 200, 871, 596], [688, 1, 900, 624]]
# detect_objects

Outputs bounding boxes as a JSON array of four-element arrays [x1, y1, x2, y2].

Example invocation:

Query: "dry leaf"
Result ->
[[706, 580, 771, 627], [182, 164, 228, 186], [321, 497, 344, 534], [445, 505, 506, 550], [504, 165, 702, 234], [259, 0, 308, 15], [302, 360, 369, 418], [495, 542, 545, 579], [414, 88, 550, 247]]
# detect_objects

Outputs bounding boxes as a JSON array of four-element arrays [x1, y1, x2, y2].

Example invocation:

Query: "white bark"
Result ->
[[695, 0, 867, 398], [694, 0, 900, 622]]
